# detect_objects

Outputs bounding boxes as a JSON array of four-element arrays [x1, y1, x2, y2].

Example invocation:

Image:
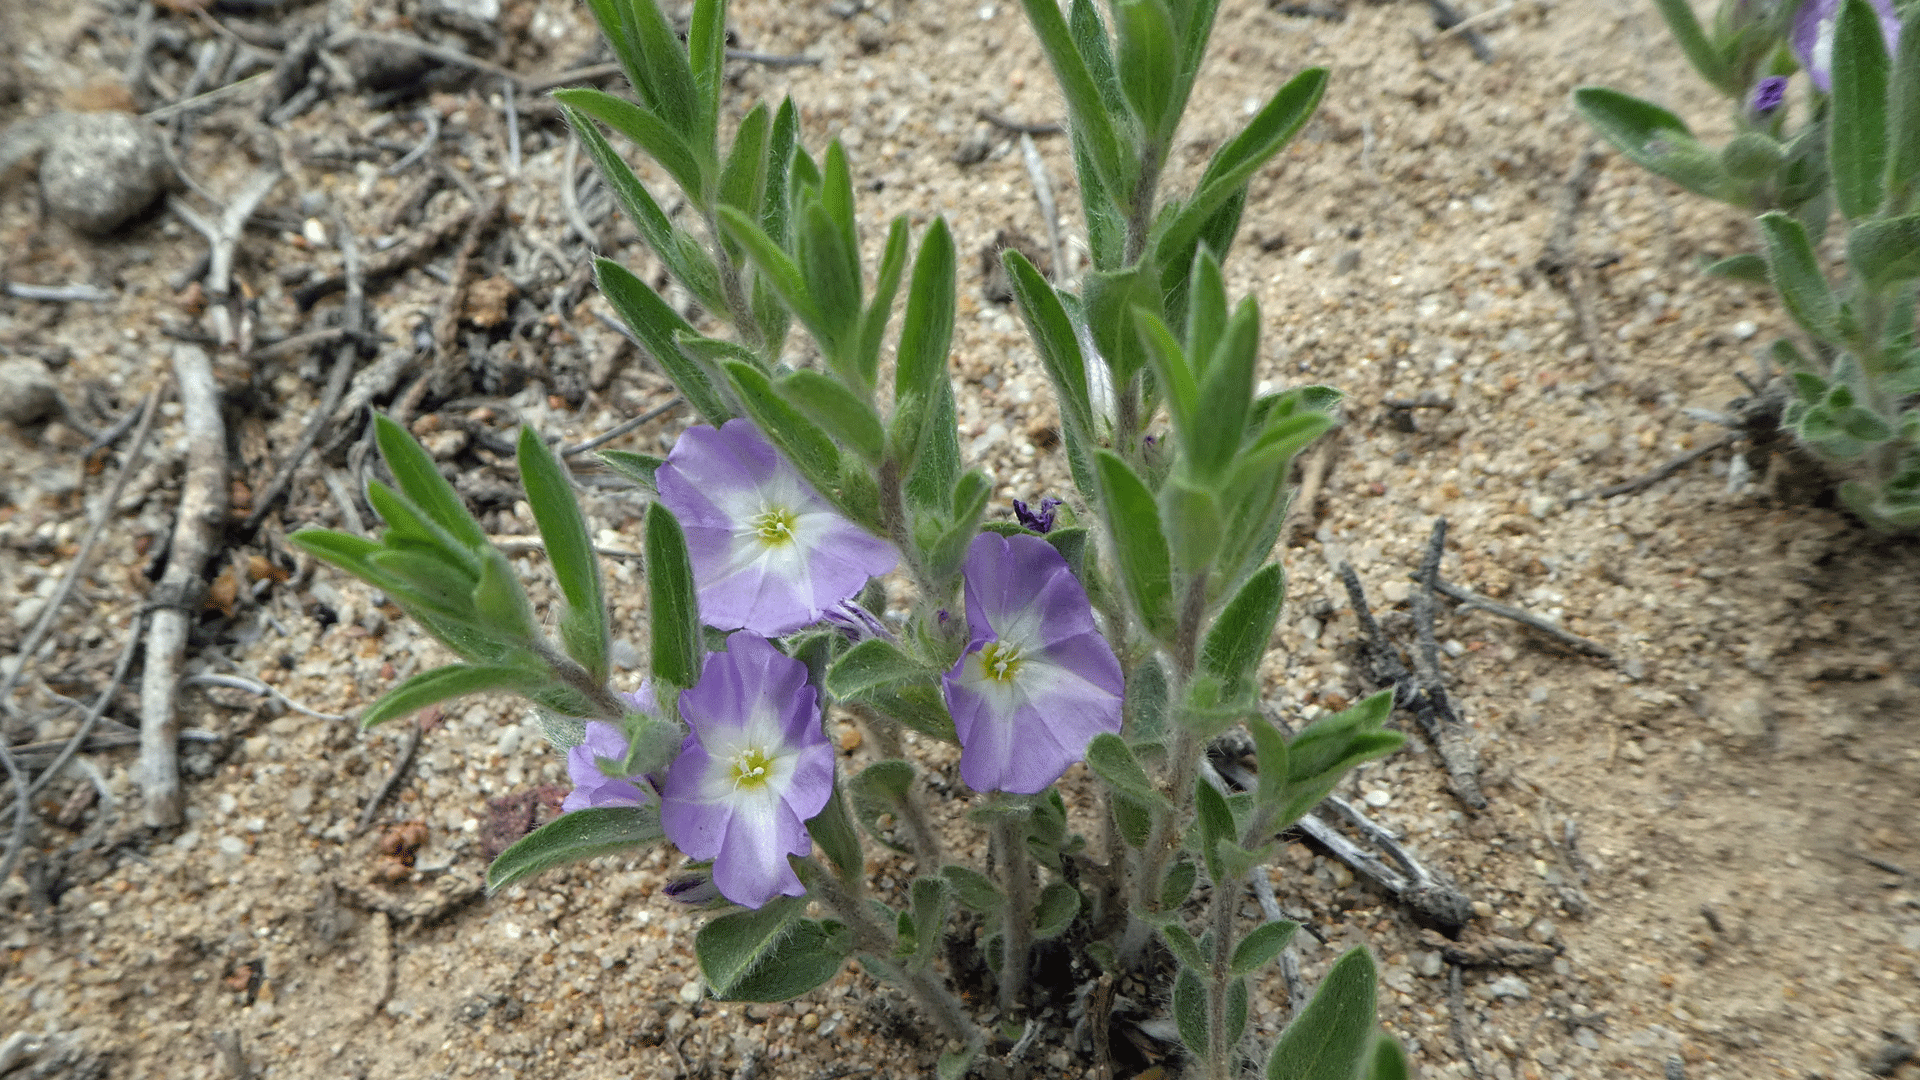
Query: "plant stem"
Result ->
[[1122, 142, 1164, 268], [707, 214, 766, 356], [1205, 858, 1238, 1080], [994, 812, 1034, 1016], [798, 858, 993, 1065], [852, 705, 945, 868], [876, 456, 947, 613], [532, 637, 627, 720]]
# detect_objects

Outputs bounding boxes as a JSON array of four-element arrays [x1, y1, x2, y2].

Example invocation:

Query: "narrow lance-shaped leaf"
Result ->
[[1115, 0, 1181, 144], [1848, 213, 1920, 289], [1093, 451, 1175, 642], [718, 101, 772, 216], [486, 804, 664, 893], [553, 88, 706, 204], [594, 258, 732, 424], [517, 426, 608, 681], [1266, 946, 1379, 1080], [1758, 211, 1840, 339], [644, 502, 702, 689], [361, 662, 547, 731], [892, 217, 957, 466], [1890, 3, 1920, 207], [1830, 0, 1894, 220], [1005, 250, 1094, 440], [1202, 562, 1285, 696], [373, 414, 490, 554], [1085, 732, 1173, 808], [1158, 68, 1327, 261], [717, 205, 832, 350], [1651, 0, 1735, 94], [856, 217, 911, 390], [1017, 0, 1132, 201], [696, 896, 855, 1002], [1571, 87, 1737, 204], [778, 370, 886, 463], [686, 0, 727, 148]]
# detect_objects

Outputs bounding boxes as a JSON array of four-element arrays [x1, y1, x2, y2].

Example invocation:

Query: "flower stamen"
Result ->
[[730, 746, 774, 790], [752, 506, 799, 546], [978, 641, 1023, 683]]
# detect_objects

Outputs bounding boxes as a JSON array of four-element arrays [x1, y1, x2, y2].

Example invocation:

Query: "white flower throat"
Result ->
[[752, 505, 799, 546], [729, 746, 774, 791]]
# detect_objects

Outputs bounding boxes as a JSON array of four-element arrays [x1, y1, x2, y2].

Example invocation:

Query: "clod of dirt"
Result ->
[[16, 112, 172, 235], [0, 358, 59, 427]]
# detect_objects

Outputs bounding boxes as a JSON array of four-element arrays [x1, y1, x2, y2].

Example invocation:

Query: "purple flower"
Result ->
[[1013, 496, 1062, 533], [1748, 75, 1789, 117], [659, 633, 834, 908], [942, 533, 1123, 795], [656, 418, 897, 636], [561, 720, 653, 813], [1793, 0, 1901, 91]]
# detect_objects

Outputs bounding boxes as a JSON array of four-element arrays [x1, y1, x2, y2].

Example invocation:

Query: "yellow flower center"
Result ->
[[730, 747, 774, 791], [753, 506, 799, 546], [978, 641, 1024, 683]]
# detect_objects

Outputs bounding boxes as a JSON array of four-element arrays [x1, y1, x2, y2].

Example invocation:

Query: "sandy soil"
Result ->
[[1, 1, 1917, 1078]]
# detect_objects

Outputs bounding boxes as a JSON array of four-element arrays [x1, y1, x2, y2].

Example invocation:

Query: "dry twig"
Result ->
[[0, 389, 162, 715], [1427, 576, 1615, 661], [140, 345, 230, 827], [1409, 520, 1487, 809], [355, 719, 424, 834]]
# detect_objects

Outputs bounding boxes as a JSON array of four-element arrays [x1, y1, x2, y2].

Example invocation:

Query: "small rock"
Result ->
[[37, 112, 173, 235], [1363, 789, 1392, 807], [1731, 320, 1758, 341], [677, 978, 704, 1004], [1380, 580, 1410, 604], [0, 359, 59, 426], [1488, 975, 1531, 1000], [421, 0, 500, 23]]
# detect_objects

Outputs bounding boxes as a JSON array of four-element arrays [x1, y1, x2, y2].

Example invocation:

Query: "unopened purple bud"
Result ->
[[1749, 75, 1788, 117], [1012, 496, 1062, 534], [663, 873, 723, 905], [825, 600, 895, 642]]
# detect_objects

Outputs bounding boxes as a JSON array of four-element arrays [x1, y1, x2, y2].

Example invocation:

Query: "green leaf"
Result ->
[[1650, 0, 1734, 94], [600, 449, 664, 490], [485, 804, 664, 893], [1173, 965, 1208, 1055], [1033, 882, 1081, 939], [862, 683, 958, 743], [927, 469, 992, 583], [1830, 0, 1893, 221], [1202, 563, 1285, 697], [1572, 87, 1737, 203], [718, 101, 771, 216], [1113, 792, 1152, 847], [1161, 921, 1206, 970], [1266, 947, 1379, 1080], [594, 258, 731, 424], [1194, 777, 1235, 880], [827, 639, 933, 700], [909, 875, 952, 969], [1231, 919, 1301, 975], [1891, 2, 1920, 205], [1366, 1034, 1411, 1080], [565, 106, 723, 311], [1192, 296, 1260, 477], [717, 205, 831, 346], [700, 901, 855, 1002], [363, 480, 479, 576], [471, 548, 538, 647], [1115, 0, 1180, 143], [1848, 213, 1920, 288], [1702, 253, 1771, 284], [797, 203, 863, 373], [1248, 711, 1292, 827], [517, 426, 608, 681], [1160, 857, 1198, 909], [1758, 211, 1839, 339], [848, 759, 917, 851], [687, 0, 727, 145], [1085, 732, 1172, 808], [1094, 451, 1175, 641], [723, 361, 845, 498], [856, 217, 911, 390], [1087, 267, 1160, 389], [1132, 305, 1198, 441], [1017, 0, 1131, 199], [373, 414, 490, 554], [808, 783, 866, 884], [1158, 68, 1327, 264], [941, 865, 1005, 912], [360, 662, 546, 730], [644, 502, 702, 689], [936, 1047, 976, 1080], [1005, 250, 1095, 445], [893, 218, 958, 465], [777, 370, 885, 463], [553, 88, 705, 204]]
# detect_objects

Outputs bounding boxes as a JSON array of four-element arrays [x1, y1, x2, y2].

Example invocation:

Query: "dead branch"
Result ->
[[1410, 520, 1487, 809], [355, 719, 423, 834], [140, 344, 230, 827], [1427, 576, 1615, 662], [241, 213, 365, 539]]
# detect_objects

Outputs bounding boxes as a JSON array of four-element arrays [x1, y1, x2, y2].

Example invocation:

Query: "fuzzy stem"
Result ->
[[994, 812, 1034, 1016], [707, 213, 766, 356], [530, 637, 627, 720], [1122, 141, 1164, 268], [1205, 861, 1239, 1080], [799, 857, 994, 1069], [852, 705, 945, 869], [877, 457, 948, 613]]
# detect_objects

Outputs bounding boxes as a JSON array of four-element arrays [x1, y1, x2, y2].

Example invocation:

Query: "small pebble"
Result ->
[[1489, 975, 1531, 999], [0, 359, 59, 426], [1363, 789, 1392, 807], [36, 112, 173, 235], [1731, 320, 1758, 341]]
